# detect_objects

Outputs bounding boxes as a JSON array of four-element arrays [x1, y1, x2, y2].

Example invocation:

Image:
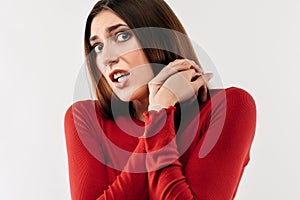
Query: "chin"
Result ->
[[116, 94, 132, 102], [114, 85, 149, 102]]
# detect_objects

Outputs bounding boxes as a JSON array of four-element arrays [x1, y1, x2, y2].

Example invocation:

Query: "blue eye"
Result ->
[[94, 44, 103, 53], [115, 31, 132, 42]]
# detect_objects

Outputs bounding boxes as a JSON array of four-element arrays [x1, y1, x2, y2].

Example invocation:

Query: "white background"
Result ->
[[0, 0, 299, 199]]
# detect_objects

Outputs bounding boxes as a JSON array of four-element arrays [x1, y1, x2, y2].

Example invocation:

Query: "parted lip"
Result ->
[[109, 69, 130, 82]]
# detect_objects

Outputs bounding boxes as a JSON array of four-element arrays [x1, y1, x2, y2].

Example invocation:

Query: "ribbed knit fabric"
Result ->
[[64, 87, 256, 200]]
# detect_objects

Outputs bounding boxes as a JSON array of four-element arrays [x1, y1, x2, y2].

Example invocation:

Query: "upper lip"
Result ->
[[109, 69, 130, 82]]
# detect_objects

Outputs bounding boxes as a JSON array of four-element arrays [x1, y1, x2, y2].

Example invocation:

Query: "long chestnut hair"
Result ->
[[84, 0, 206, 119]]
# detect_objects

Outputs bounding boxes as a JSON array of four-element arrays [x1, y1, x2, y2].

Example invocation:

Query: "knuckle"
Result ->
[[170, 59, 180, 65], [183, 61, 189, 66], [148, 81, 154, 85]]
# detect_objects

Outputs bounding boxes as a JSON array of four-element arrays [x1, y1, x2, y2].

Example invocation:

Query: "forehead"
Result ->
[[90, 10, 127, 36]]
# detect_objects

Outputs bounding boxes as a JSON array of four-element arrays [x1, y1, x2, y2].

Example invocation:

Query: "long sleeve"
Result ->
[[142, 87, 256, 200], [143, 107, 195, 199], [64, 101, 148, 200], [64, 87, 256, 200]]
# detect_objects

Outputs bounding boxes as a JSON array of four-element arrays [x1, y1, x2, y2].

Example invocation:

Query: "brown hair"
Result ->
[[84, 0, 205, 119]]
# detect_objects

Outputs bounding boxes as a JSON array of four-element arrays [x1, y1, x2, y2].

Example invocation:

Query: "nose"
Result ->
[[101, 40, 119, 69]]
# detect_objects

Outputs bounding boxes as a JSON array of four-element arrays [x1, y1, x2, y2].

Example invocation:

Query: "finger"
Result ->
[[149, 65, 178, 84], [149, 59, 203, 86], [190, 73, 213, 91], [202, 73, 213, 82], [179, 68, 202, 82], [185, 68, 199, 80], [179, 59, 203, 74], [190, 74, 206, 90], [149, 61, 190, 85]]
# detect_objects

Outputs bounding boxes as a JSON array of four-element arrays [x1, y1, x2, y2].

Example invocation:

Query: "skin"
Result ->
[[90, 10, 211, 121]]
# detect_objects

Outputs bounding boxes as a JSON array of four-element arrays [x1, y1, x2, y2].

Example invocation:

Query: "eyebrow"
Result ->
[[89, 23, 128, 43]]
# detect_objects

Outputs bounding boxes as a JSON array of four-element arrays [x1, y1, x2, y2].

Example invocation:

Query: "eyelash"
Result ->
[[92, 30, 133, 54]]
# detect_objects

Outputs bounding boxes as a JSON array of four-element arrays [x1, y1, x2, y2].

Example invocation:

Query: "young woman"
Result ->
[[64, 0, 257, 199]]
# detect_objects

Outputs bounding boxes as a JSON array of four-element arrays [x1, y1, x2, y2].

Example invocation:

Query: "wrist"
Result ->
[[148, 104, 165, 111], [148, 100, 177, 112]]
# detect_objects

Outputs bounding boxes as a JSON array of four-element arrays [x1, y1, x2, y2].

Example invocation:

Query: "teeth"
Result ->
[[114, 72, 126, 80], [118, 76, 126, 83], [113, 73, 120, 80], [113, 72, 129, 82]]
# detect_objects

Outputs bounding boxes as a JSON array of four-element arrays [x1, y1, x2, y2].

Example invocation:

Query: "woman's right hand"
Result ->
[[148, 59, 213, 111]]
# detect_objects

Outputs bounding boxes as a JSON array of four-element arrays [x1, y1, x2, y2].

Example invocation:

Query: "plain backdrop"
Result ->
[[0, 0, 299, 199]]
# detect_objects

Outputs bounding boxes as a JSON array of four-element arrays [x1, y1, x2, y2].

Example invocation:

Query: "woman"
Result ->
[[64, 0, 256, 199]]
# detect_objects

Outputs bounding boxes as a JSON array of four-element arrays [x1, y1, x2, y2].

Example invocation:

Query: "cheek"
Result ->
[[94, 56, 110, 80], [137, 52, 148, 64], [95, 54, 107, 74], [125, 50, 149, 68]]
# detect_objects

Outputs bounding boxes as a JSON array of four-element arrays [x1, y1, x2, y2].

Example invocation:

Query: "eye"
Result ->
[[93, 43, 103, 53], [115, 31, 132, 42]]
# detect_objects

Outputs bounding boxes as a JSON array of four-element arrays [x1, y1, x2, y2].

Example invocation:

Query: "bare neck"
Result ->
[[132, 97, 149, 122]]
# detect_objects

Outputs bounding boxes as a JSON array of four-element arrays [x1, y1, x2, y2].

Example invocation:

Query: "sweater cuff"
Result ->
[[143, 106, 176, 125], [142, 106, 177, 151]]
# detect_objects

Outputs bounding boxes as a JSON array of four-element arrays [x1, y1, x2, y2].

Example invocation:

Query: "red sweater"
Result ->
[[64, 87, 256, 200]]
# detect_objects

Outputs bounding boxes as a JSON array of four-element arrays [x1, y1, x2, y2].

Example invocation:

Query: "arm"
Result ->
[[143, 106, 195, 199], [143, 87, 256, 199], [188, 87, 257, 199], [145, 57, 209, 176], [144, 58, 209, 199], [64, 101, 148, 200]]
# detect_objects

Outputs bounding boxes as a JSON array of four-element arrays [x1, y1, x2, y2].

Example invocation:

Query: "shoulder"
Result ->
[[225, 87, 256, 112], [211, 87, 257, 131], [200, 86, 257, 131], [65, 100, 104, 117], [225, 86, 255, 100], [64, 100, 105, 128], [65, 100, 95, 119], [208, 86, 256, 111]]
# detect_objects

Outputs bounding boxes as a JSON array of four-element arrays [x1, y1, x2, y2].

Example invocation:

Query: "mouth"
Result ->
[[109, 69, 131, 89], [109, 70, 130, 82]]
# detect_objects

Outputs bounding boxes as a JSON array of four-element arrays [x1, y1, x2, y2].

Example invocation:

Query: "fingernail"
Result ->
[[203, 73, 213, 81]]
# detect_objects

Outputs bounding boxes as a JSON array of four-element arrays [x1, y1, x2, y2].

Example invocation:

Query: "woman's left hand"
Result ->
[[162, 69, 212, 103], [148, 59, 213, 110]]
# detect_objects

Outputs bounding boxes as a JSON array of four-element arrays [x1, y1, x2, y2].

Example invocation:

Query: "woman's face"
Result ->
[[90, 10, 154, 102]]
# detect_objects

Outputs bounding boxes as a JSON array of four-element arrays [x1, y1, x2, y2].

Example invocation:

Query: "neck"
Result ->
[[132, 97, 149, 122]]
